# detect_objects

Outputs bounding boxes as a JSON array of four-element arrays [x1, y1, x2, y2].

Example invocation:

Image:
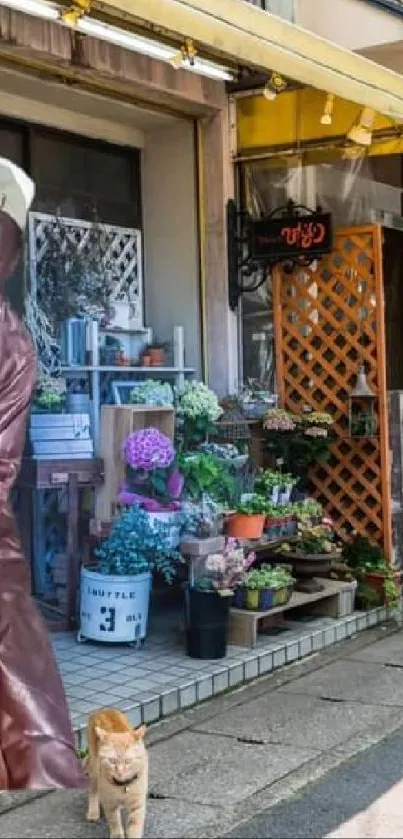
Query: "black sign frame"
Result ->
[[250, 211, 333, 262]]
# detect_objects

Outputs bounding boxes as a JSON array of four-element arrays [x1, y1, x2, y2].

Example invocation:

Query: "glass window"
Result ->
[[30, 129, 142, 227]]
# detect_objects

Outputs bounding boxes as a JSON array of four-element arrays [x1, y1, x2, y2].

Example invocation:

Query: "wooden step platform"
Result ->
[[228, 579, 357, 648]]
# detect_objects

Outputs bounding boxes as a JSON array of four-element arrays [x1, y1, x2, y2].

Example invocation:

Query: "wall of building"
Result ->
[[142, 121, 202, 376], [296, 0, 403, 51]]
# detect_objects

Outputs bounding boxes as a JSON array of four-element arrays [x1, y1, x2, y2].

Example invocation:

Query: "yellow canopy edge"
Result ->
[[95, 0, 403, 119]]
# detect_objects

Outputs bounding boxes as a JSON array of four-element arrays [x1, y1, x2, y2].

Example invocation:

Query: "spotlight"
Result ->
[[263, 72, 286, 101], [60, 0, 91, 26], [169, 38, 198, 70], [347, 107, 375, 147], [320, 93, 334, 126]]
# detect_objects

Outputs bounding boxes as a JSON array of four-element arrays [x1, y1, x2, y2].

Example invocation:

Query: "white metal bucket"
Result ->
[[79, 568, 151, 643], [145, 510, 181, 549]]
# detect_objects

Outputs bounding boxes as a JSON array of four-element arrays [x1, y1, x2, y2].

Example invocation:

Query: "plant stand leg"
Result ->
[[67, 473, 79, 630]]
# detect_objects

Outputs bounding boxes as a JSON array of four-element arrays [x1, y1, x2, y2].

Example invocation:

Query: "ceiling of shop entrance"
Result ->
[[0, 66, 180, 146]]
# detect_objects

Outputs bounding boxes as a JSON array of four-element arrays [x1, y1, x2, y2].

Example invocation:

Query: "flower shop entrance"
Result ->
[[272, 224, 392, 559]]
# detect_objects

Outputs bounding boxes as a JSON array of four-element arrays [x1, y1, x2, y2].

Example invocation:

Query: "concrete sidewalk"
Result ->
[[2, 623, 403, 838]]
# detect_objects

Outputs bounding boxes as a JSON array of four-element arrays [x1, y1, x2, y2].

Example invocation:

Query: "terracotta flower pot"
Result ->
[[225, 513, 265, 540], [149, 348, 165, 366], [365, 570, 401, 605], [141, 355, 151, 367]]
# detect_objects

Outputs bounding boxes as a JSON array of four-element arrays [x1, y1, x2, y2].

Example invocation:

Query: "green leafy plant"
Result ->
[[129, 380, 174, 407], [243, 564, 294, 591], [177, 451, 234, 505], [94, 504, 181, 583], [33, 370, 66, 412], [342, 534, 384, 571], [236, 494, 269, 516]]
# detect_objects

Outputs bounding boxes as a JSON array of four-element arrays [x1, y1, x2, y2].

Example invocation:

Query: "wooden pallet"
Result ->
[[228, 579, 356, 648], [95, 405, 174, 522]]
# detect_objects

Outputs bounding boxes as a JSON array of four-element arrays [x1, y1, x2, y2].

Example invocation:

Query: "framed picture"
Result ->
[[111, 380, 143, 405]]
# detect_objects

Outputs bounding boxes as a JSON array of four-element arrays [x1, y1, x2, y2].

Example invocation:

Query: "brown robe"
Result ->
[[0, 300, 85, 789]]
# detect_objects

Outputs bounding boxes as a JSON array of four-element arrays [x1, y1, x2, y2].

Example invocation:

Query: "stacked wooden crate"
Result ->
[[29, 413, 93, 459], [94, 405, 175, 524]]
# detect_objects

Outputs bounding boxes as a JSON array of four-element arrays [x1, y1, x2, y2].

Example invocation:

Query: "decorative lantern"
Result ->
[[348, 364, 377, 438]]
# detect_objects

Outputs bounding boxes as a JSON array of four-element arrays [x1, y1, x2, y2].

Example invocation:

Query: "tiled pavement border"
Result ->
[[66, 605, 394, 748]]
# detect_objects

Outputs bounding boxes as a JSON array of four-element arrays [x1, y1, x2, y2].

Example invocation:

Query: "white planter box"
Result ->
[[79, 568, 151, 643], [30, 413, 93, 459]]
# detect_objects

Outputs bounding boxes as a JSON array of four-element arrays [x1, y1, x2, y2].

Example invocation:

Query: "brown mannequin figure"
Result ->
[[0, 160, 85, 789]]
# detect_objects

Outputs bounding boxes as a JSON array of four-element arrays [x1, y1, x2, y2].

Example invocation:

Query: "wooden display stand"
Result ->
[[95, 405, 175, 522], [17, 457, 104, 631], [228, 579, 357, 648]]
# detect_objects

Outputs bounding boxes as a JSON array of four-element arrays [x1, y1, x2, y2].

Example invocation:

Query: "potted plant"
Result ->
[[262, 409, 333, 493], [255, 470, 283, 504], [225, 494, 268, 539], [184, 538, 255, 659], [79, 504, 181, 644], [233, 564, 294, 611], [177, 451, 234, 508], [342, 534, 401, 606], [176, 381, 223, 447], [143, 340, 170, 367], [129, 380, 174, 407], [118, 427, 185, 547], [278, 522, 343, 592], [32, 370, 66, 414], [198, 441, 249, 470]]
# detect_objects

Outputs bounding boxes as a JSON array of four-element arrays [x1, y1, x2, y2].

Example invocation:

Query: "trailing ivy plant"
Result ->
[[36, 215, 115, 330]]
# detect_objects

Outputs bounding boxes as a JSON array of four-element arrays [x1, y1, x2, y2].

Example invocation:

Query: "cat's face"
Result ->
[[96, 724, 146, 783]]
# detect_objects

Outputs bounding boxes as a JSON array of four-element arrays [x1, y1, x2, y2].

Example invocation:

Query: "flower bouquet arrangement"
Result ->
[[192, 537, 256, 596], [176, 380, 223, 446], [118, 427, 184, 512]]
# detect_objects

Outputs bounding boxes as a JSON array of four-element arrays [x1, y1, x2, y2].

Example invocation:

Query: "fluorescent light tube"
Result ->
[[77, 16, 233, 81], [0, 0, 233, 82], [0, 0, 59, 19], [77, 17, 176, 63]]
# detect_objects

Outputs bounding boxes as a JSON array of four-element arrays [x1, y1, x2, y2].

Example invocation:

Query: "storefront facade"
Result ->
[[0, 4, 237, 394]]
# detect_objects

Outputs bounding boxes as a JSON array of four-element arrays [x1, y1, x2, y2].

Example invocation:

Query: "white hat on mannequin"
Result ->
[[0, 157, 35, 231]]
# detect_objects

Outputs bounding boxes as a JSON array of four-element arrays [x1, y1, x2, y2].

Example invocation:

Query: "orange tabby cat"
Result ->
[[86, 708, 148, 839]]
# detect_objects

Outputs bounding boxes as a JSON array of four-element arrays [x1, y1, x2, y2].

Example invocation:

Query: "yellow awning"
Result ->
[[237, 89, 403, 155], [94, 0, 403, 119]]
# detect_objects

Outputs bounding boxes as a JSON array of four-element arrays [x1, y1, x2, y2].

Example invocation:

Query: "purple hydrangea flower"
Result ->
[[123, 427, 175, 471]]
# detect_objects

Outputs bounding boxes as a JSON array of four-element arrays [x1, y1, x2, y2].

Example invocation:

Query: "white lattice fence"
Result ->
[[25, 212, 143, 376]]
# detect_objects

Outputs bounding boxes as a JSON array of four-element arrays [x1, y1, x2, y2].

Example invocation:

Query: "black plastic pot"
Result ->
[[184, 586, 230, 660]]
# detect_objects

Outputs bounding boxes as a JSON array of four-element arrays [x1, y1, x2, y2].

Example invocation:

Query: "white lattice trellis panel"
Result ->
[[28, 212, 143, 323]]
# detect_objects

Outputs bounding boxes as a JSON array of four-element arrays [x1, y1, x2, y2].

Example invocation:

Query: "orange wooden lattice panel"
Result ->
[[273, 225, 391, 558]]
